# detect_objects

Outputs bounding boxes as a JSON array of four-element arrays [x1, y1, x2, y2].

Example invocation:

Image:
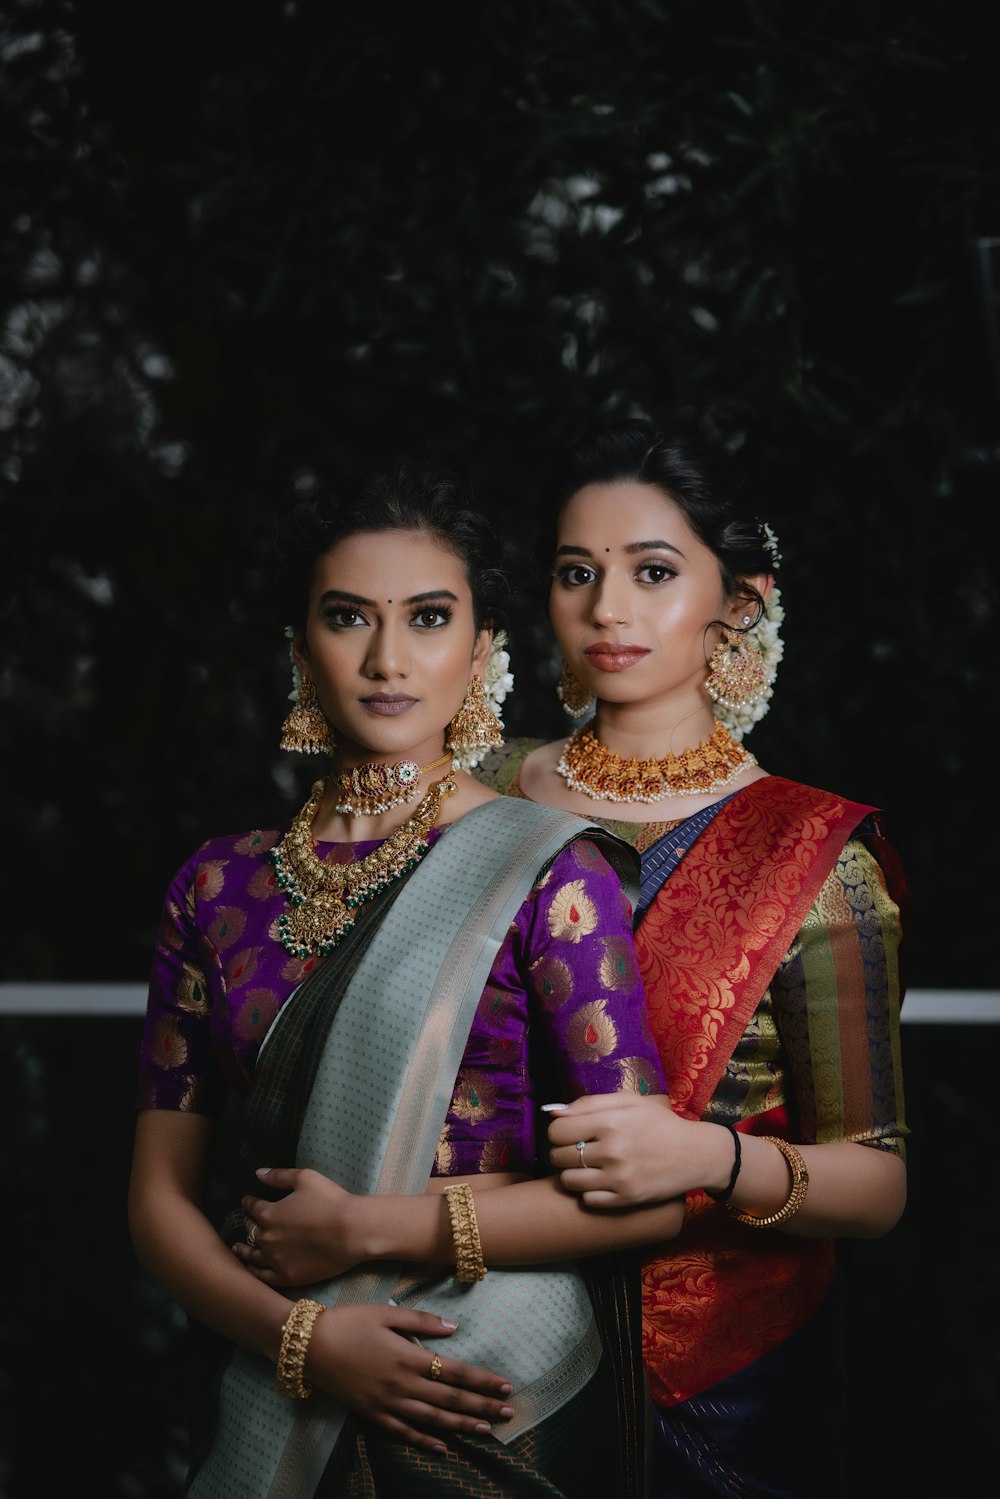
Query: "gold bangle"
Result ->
[[726, 1136, 809, 1228], [276, 1297, 325, 1398], [443, 1182, 487, 1283]]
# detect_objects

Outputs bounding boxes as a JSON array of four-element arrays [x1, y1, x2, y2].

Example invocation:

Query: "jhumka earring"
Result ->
[[556, 659, 594, 719], [279, 674, 335, 754], [446, 676, 504, 766], [705, 618, 769, 710]]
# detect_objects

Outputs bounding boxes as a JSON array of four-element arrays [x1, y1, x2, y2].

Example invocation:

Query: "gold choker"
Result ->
[[556, 721, 756, 804], [271, 773, 456, 956], [334, 752, 452, 816]]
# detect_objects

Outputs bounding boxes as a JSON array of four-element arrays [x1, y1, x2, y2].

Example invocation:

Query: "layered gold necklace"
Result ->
[[556, 720, 756, 804], [334, 752, 452, 816], [271, 772, 456, 957]]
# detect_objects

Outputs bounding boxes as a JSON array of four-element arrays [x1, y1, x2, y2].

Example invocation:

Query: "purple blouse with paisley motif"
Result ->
[[138, 822, 666, 1177]]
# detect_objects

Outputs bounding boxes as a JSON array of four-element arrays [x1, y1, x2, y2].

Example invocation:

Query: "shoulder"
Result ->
[[164, 826, 286, 906], [737, 775, 879, 835]]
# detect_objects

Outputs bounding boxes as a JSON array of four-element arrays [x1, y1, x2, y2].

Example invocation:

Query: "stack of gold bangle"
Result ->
[[443, 1182, 487, 1283], [726, 1136, 809, 1228], [276, 1297, 325, 1398]]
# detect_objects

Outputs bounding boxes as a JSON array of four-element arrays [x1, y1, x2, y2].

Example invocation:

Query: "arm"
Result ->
[[547, 837, 908, 1239], [128, 1110, 518, 1454]]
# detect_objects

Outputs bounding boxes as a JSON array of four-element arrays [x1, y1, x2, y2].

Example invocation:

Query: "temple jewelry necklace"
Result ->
[[334, 751, 452, 816], [556, 720, 756, 804], [271, 772, 457, 956]]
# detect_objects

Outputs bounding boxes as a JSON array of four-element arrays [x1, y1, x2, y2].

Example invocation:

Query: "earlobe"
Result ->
[[471, 628, 493, 673]]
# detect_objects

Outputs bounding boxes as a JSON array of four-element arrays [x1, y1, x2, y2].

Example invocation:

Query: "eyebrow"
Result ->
[[317, 588, 461, 607], [555, 540, 686, 559]]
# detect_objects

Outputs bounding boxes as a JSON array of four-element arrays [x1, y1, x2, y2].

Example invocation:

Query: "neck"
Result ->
[[591, 695, 718, 760]]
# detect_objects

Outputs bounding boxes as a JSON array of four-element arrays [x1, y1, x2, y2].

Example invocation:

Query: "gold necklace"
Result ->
[[271, 773, 456, 956], [556, 720, 756, 804], [334, 751, 452, 816]]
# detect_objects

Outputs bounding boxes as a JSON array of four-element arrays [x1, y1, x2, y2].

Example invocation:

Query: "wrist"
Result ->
[[702, 1121, 741, 1199]]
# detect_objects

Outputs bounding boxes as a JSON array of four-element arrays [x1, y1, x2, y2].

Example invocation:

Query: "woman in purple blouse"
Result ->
[[129, 463, 683, 1499]]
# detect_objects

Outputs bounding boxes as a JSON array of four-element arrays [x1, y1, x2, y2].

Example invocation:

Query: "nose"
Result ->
[[590, 574, 631, 628], [363, 620, 409, 679]]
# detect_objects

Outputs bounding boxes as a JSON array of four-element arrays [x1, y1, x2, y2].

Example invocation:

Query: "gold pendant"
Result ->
[[284, 891, 352, 949]]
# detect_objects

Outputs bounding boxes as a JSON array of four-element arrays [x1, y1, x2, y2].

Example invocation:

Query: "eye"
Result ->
[[323, 606, 367, 629], [412, 606, 452, 628], [553, 563, 598, 588], [636, 562, 676, 585]]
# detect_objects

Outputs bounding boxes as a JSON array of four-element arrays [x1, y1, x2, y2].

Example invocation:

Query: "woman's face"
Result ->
[[295, 528, 490, 763], [549, 481, 736, 712]]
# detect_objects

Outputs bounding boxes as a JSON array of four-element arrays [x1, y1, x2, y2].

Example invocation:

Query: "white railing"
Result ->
[[0, 984, 997, 1022]]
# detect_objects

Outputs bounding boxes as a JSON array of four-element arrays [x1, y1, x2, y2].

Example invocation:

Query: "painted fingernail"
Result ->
[[540, 1103, 568, 1113], [440, 1318, 458, 1330], [499, 1406, 514, 1418], [256, 1167, 271, 1176], [500, 1383, 513, 1396], [474, 1423, 490, 1434]]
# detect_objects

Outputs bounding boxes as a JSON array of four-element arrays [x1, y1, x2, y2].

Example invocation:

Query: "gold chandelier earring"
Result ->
[[279, 673, 335, 754], [446, 675, 504, 766], [705, 617, 769, 710], [556, 659, 594, 719]]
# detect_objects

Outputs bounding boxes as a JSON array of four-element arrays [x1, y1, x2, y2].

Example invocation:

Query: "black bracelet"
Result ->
[[704, 1122, 742, 1203]]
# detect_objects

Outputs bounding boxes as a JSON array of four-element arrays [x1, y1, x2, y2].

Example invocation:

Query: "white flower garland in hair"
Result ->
[[284, 625, 302, 700], [452, 629, 515, 772], [711, 524, 785, 741]]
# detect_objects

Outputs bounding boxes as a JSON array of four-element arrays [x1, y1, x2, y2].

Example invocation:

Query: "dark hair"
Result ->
[[538, 418, 777, 621], [273, 461, 510, 636]]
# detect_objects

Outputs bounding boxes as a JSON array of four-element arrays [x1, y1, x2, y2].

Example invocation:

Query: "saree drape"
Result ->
[[189, 798, 646, 1499]]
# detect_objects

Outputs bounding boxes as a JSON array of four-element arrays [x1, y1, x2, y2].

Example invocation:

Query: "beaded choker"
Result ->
[[334, 752, 452, 816], [271, 773, 456, 956], [556, 720, 756, 804]]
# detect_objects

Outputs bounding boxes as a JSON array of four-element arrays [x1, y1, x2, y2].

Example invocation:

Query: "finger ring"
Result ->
[[429, 1354, 443, 1381], [246, 1223, 258, 1248], [576, 1140, 588, 1169]]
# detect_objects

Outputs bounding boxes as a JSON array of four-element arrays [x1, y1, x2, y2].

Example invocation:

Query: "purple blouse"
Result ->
[[138, 822, 666, 1176]]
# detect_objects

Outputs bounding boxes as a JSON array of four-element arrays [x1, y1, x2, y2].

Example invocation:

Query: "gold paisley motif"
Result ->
[[160, 901, 186, 952], [434, 1126, 454, 1175], [225, 947, 261, 988], [207, 906, 247, 951], [234, 829, 279, 856], [547, 880, 598, 943], [567, 999, 619, 1062], [618, 1057, 663, 1095], [193, 859, 227, 902], [279, 954, 321, 984], [151, 1016, 188, 1070], [235, 988, 279, 1042], [530, 954, 574, 1010], [177, 962, 211, 1015], [249, 865, 280, 901], [599, 934, 639, 992], [450, 1070, 497, 1123], [479, 982, 508, 1021], [573, 838, 605, 872], [479, 1136, 514, 1172]]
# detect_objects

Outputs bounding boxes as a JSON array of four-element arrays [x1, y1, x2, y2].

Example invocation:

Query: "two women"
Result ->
[[129, 465, 684, 1498], [480, 418, 909, 1498]]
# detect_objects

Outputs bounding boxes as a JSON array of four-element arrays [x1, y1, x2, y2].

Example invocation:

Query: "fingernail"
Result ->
[[432, 1444, 447, 1455], [499, 1406, 513, 1418], [474, 1422, 490, 1434], [500, 1383, 513, 1396], [440, 1318, 458, 1330], [540, 1103, 568, 1113], [256, 1167, 271, 1176]]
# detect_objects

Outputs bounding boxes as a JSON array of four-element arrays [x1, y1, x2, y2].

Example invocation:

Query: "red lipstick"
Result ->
[[582, 645, 650, 673]]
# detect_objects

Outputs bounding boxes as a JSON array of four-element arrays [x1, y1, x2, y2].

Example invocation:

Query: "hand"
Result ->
[[307, 1302, 515, 1455], [234, 1167, 365, 1285], [546, 1093, 731, 1207]]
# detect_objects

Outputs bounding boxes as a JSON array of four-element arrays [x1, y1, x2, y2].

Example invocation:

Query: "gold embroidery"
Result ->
[[530, 954, 574, 1010], [450, 1070, 497, 1123], [618, 1057, 662, 1095], [234, 829, 279, 856], [161, 901, 186, 952], [177, 962, 210, 1015], [480, 1136, 514, 1172], [207, 906, 247, 951], [225, 947, 261, 988], [235, 988, 278, 1042], [573, 838, 605, 872], [193, 859, 227, 902], [249, 865, 280, 901], [151, 1015, 188, 1070], [599, 934, 639, 992], [434, 1125, 454, 1174], [279, 954, 321, 984], [547, 880, 598, 943], [567, 999, 619, 1062]]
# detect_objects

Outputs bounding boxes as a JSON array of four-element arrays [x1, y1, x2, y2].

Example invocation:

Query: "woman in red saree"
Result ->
[[477, 418, 908, 1498]]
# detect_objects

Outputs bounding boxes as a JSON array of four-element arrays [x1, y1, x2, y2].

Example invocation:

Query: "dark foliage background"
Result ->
[[1, 0, 996, 1494]]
